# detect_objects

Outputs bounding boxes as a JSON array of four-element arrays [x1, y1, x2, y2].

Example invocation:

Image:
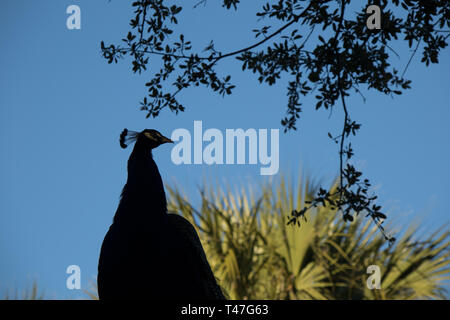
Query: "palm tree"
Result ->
[[167, 175, 449, 300]]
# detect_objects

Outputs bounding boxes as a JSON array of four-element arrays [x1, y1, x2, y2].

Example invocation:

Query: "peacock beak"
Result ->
[[160, 136, 174, 144]]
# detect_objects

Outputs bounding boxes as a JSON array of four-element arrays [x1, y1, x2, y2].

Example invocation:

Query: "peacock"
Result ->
[[97, 128, 225, 300]]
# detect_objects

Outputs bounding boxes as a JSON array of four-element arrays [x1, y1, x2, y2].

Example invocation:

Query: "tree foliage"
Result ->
[[101, 0, 449, 241]]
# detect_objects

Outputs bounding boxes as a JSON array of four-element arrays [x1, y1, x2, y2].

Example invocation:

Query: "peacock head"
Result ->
[[119, 128, 173, 150]]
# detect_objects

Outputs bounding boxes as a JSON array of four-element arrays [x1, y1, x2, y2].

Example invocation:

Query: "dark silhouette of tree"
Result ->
[[98, 129, 225, 299], [100, 0, 449, 242]]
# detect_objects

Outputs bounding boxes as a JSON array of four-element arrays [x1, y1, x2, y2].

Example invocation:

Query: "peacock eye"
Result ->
[[144, 132, 156, 141]]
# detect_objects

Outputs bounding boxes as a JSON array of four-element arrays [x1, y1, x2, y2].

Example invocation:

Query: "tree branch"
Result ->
[[338, 87, 349, 206], [119, 2, 313, 63], [402, 38, 422, 78]]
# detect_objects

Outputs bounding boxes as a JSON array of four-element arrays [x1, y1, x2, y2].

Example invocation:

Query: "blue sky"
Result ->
[[0, 1, 449, 299]]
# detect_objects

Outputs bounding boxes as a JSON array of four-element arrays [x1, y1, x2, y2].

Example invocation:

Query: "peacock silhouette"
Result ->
[[97, 128, 225, 300]]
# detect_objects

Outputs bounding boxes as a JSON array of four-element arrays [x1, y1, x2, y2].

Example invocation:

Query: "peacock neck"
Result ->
[[113, 141, 168, 226]]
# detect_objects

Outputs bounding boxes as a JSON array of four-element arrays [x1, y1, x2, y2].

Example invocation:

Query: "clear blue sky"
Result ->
[[0, 1, 448, 299]]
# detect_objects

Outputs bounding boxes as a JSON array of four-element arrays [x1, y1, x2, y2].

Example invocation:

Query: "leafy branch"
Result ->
[[102, 0, 449, 242]]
